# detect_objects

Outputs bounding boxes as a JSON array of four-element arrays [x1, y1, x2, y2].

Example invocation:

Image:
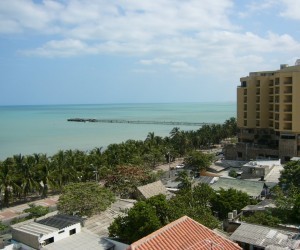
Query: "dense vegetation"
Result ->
[[0, 118, 237, 207], [242, 161, 300, 226], [57, 182, 115, 217], [108, 184, 253, 244]]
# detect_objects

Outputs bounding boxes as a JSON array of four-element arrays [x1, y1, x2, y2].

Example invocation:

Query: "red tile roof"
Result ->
[[128, 216, 241, 250]]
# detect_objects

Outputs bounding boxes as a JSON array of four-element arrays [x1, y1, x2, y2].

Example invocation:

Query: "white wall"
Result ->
[[39, 223, 81, 246]]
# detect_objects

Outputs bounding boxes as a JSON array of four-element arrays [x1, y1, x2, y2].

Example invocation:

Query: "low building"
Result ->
[[128, 216, 241, 250], [230, 223, 300, 249], [241, 199, 276, 214], [241, 159, 281, 179], [135, 180, 173, 200], [211, 177, 265, 199], [11, 214, 83, 249]]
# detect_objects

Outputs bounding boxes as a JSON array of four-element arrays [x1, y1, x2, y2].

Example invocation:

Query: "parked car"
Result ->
[[175, 164, 185, 169]]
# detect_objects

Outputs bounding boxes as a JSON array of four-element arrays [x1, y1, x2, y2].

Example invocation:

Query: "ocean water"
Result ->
[[0, 103, 236, 160]]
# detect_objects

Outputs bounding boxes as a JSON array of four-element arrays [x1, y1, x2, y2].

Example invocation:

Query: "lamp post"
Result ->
[[91, 164, 98, 182]]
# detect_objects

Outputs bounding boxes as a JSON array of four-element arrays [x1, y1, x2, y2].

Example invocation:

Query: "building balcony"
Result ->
[[284, 98, 292, 103], [284, 77, 292, 85], [283, 123, 292, 130]]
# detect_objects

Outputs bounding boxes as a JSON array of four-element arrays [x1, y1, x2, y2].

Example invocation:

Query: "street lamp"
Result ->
[[90, 164, 98, 182]]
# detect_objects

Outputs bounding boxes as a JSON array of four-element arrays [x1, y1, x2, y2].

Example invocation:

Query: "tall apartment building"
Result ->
[[232, 60, 300, 162]]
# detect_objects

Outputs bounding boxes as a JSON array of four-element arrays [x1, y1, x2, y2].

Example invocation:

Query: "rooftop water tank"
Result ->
[[295, 59, 300, 66]]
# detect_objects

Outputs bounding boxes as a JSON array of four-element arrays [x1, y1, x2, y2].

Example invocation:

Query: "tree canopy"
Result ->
[[184, 151, 214, 172], [211, 188, 253, 219], [109, 184, 220, 244], [279, 160, 300, 190], [57, 182, 115, 217], [109, 194, 169, 244]]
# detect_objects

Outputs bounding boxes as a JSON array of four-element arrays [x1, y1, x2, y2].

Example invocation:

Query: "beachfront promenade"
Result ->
[[0, 195, 59, 224]]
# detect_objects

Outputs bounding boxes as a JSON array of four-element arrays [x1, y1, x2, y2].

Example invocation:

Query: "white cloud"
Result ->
[[1, 0, 300, 75], [22, 39, 90, 57], [280, 0, 300, 20], [170, 61, 197, 73], [140, 58, 169, 65]]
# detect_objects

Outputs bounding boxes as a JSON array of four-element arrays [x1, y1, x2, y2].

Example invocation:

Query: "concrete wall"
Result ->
[[40, 223, 81, 247]]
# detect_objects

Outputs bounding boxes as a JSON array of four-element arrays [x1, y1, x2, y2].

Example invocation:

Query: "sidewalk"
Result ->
[[0, 195, 59, 223]]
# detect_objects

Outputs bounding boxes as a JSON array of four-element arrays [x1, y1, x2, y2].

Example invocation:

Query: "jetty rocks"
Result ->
[[67, 118, 216, 126], [67, 118, 97, 122]]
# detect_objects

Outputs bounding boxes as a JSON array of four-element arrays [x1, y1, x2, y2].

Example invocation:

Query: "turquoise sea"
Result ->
[[0, 103, 236, 160]]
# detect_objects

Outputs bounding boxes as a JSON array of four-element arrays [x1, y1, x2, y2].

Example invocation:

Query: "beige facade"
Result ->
[[236, 62, 300, 161]]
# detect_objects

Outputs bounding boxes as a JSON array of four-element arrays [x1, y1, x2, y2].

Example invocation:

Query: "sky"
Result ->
[[0, 0, 300, 105]]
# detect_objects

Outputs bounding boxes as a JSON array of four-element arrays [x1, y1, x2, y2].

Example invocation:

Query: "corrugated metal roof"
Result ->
[[230, 223, 300, 249], [128, 216, 241, 250], [211, 177, 264, 197], [13, 222, 57, 236]]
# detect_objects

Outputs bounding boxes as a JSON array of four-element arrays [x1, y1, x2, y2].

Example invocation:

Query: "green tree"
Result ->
[[57, 182, 115, 217], [211, 188, 252, 219], [185, 151, 213, 172], [109, 200, 162, 244], [24, 204, 49, 219], [0, 158, 20, 207], [279, 161, 300, 190], [243, 211, 281, 227], [104, 165, 154, 198], [175, 170, 192, 190], [169, 184, 219, 229]]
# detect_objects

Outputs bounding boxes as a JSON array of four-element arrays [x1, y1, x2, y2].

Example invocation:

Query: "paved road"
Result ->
[[0, 195, 59, 223]]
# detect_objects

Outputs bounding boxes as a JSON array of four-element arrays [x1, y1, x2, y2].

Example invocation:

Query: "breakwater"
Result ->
[[67, 118, 216, 126]]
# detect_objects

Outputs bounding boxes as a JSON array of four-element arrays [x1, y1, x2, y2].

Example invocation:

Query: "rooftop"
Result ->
[[137, 180, 172, 199], [84, 198, 136, 237], [230, 223, 300, 249], [42, 230, 114, 250], [128, 216, 241, 250], [242, 199, 276, 212], [37, 214, 83, 230], [211, 177, 264, 197]]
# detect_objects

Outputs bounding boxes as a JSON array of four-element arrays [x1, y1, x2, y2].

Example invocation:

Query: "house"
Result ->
[[135, 180, 173, 200], [211, 177, 265, 199], [128, 216, 241, 250], [241, 159, 281, 179], [230, 223, 300, 249], [242, 199, 276, 214], [11, 214, 83, 249]]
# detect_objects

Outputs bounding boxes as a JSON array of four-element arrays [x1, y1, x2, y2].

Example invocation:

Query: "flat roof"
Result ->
[[211, 177, 264, 197], [42, 230, 114, 250]]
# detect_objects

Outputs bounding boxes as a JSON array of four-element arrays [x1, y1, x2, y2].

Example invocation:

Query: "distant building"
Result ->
[[241, 159, 281, 180], [128, 216, 241, 250], [229, 61, 300, 162]]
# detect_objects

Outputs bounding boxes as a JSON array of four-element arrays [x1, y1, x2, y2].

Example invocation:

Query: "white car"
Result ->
[[175, 164, 185, 169]]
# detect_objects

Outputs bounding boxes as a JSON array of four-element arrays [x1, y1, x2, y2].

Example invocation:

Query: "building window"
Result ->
[[241, 81, 247, 87], [59, 230, 65, 234], [69, 228, 76, 235]]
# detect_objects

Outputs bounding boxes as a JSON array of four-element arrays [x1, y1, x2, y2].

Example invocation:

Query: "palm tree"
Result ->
[[14, 154, 39, 199], [0, 158, 20, 207], [51, 150, 77, 192], [35, 154, 54, 198]]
